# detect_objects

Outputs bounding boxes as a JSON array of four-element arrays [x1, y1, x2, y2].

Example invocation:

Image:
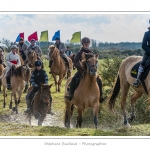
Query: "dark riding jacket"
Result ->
[[142, 30, 150, 55], [30, 69, 48, 88], [74, 47, 94, 71]]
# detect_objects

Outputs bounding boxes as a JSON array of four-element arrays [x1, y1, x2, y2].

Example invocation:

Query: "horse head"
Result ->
[[40, 84, 53, 105], [49, 45, 59, 59], [28, 50, 37, 63], [81, 52, 99, 76]]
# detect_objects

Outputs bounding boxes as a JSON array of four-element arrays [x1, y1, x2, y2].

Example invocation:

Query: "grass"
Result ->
[[0, 58, 150, 136]]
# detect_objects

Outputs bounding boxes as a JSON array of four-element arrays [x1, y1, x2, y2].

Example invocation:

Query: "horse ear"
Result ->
[[49, 83, 53, 88], [81, 52, 86, 62], [95, 54, 99, 59]]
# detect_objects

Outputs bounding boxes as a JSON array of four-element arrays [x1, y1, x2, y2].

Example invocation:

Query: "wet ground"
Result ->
[[0, 110, 65, 127]]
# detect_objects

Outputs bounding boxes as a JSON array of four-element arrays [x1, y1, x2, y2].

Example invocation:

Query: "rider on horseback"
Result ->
[[132, 21, 150, 87], [17, 37, 28, 61], [0, 46, 6, 67], [24, 60, 48, 114], [65, 37, 105, 103], [5, 45, 21, 90], [27, 39, 42, 58], [49, 37, 71, 73]]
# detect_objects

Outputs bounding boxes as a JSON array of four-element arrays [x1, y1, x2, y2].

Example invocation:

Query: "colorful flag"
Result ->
[[70, 31, 81, 43], [15, 32, 24, 42], [28, 31, 38, 41], [39, 30, 48, 42], [52, 30, 60, 41]]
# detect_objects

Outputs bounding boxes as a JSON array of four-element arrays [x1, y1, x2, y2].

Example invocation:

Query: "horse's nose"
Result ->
[[90, 68, 96, 76]]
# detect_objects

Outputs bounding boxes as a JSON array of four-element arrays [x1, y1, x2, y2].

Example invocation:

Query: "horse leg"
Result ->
[[64, 101, 72, 128], [3, 85, 6, 108], [52, 73, 58, 92], [9, 93, 13, 109], [24, 82, 29, 93], [76, 108, 83, 128], [12, 90, 18, 114], [128, 92, 142, 123], [38, 113, 46, 126], [120, 82, 130, 127], [58, 75, 63, 92], [93, 102, 99, 129]]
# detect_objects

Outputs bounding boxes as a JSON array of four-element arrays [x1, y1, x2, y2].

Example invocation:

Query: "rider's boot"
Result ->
[[6, 77, 11, 90], [132, 65, 144, 88]]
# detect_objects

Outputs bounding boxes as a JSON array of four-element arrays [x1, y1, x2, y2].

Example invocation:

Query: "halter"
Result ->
[[86, 57, 98, 75], [40, 87, 50, 105]]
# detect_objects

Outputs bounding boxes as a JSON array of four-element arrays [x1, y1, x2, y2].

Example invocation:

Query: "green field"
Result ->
[[0, 59, 150, 136]]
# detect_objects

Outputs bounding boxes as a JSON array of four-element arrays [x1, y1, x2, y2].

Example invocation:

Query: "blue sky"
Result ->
[[0, 14, 149, 43]]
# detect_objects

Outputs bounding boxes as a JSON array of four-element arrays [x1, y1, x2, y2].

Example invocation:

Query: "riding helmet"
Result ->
[[35, 60, 42, 67], [81, 37, 90, 44], [11, 45, 18, 49]]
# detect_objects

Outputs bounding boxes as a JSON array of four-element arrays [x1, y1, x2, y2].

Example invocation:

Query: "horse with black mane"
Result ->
[[27, 84, 53, 126], [0, 65, 31, 114]]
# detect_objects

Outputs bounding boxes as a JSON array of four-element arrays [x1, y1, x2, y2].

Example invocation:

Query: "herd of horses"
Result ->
[[0, 46, 148, 129]]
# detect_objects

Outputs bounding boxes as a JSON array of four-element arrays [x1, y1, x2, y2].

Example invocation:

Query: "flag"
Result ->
[[28, 31, 38, 41], [39, 30, 48, 42], [70, 31, 81, 43], [15, 32, 24, 42], [52, 30, 60, 41]]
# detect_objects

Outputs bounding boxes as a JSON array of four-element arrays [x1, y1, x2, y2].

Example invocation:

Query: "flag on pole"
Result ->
[[39, 30, 48, 42], [70, 31, 81, 43], [15, 32, 24, 42], [28, 31, 38, 41], [52, 30, 60, 41]]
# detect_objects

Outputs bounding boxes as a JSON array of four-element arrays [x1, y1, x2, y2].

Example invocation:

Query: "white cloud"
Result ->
[[0, 14, 149, 43]]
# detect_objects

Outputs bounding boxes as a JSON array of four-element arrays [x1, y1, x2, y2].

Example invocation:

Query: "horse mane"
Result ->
[[12, 65, 23, 76]]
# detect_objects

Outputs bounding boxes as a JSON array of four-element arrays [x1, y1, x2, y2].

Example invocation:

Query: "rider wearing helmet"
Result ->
[[65, 37, 104, 103], [24, 60, 48, 113], [132, 20, 150, 87], [54, 37, 71, 72], [5, 45, 21, 90]]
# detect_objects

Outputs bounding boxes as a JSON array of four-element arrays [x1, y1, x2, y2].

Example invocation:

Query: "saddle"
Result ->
[[131, 61, 150, 94]]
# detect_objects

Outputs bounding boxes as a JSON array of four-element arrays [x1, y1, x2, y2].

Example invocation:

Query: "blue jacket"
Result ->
[[142, 30, 150, 55]]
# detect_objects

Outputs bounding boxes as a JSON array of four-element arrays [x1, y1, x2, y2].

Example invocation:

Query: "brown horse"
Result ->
[[64, 52, 100, 129], [0, 53, 4, 92], [108, 55, 150, 127], [25, 51, 37, 68], [27, 84, 53, 126], [49, 45, 73, 92], [1, 65, 31, 113]]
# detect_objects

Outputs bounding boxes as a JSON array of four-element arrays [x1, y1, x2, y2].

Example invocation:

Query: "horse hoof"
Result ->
[[5, 94, 7, 97], [3, 105, 5, 108], [124, 123, 131, 128], [9, 105, 12, 109], [18, 100, 20, 104], [12, 107, 16, 111], [16, 111, 18, 114], [58, 90, 60, 92]]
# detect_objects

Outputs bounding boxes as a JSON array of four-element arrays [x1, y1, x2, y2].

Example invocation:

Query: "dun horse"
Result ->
[[64, 53, 100, 129], [49, 45, 73, 92], [27, 84, 53, 126], [25, 51, 37, 68], [108, 56, 150, 127], [1, 65, 31, 114]]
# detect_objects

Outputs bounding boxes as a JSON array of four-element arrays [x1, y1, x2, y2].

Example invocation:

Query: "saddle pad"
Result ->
[[130, 61, 150, 80]]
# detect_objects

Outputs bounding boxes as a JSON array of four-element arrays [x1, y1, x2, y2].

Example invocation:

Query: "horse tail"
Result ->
[[109, 74, 120, 110]]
